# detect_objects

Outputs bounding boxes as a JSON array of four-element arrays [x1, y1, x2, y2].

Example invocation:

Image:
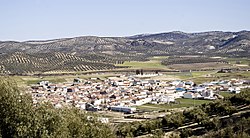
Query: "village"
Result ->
[[29, 73, 250, 115]]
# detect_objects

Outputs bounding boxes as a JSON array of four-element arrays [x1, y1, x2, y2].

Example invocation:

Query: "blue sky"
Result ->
[[0, 0, 250, 41]]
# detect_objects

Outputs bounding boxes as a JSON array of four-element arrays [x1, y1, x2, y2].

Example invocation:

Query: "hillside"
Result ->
[[130, 31, 250, 57], [0, 31, 250, 74]]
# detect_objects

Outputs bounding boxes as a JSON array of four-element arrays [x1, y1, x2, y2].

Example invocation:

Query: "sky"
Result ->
[[0, 0, 250, 41]]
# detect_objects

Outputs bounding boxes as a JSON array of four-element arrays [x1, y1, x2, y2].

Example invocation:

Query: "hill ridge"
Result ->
[[0, 30, 249, 74]]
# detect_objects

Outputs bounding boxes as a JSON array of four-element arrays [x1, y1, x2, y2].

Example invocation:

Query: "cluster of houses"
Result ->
[[30, 75, 250, 113]]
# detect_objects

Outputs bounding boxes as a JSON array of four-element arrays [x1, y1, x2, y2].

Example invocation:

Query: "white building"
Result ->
[[183, 92, 202, 99]]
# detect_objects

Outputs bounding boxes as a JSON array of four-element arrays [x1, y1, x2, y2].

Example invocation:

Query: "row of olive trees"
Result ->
[[178, 89, 250, 137], [201, 116, 250, 138], [116, 119, 163, 137], [0, 79, 115, 138], [115, 89, 250, 138], [115, 100, 238, 138]]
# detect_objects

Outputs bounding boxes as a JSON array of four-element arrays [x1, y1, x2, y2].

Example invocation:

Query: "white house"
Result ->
[[194, 87, 206, 93], [170, 80, 182, 86], [134, 97, 152, 106], [228, 87, 241, 93], [201, 90, 214, 97], [175, 91, 185, 98], [158, 95, 175, 104], [183, 92, 202, 99]]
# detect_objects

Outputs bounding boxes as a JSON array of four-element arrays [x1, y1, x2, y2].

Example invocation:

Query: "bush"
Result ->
[[228, 88, 250, 105], [162, 113, 184, 129], [183, 108, 208, 123], [179, 128, 192, 138]]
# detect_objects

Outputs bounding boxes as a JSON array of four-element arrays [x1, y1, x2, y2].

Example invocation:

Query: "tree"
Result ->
[[136, 70, 140, 75], [149, 129, 164, 138], [0, 79, 115, 138], [184, 108, 208, 124], [163, 113, 185, 129], [228, 88, 250, 105], [179, 128, 192, 138], [140, 69, 144, 75], [0, 79, 35, 137], [155, 70, 159, 74], [201, 101, 236, 116], [201, 117, 220, 131]]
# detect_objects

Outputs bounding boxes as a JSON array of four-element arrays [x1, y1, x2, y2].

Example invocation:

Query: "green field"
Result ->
[[1, 73, 119, 88], [137, 98, 212, 111], [191, 71, 217, 77], [214, 71, 250, 78], [219, 92, 235, 98], [225, 57, 250, 65], [161, 71, 218, 84], [115, 56, 169, 69]]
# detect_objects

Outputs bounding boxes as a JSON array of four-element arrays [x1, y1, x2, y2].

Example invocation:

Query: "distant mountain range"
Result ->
[[0, 31, 249, 74]]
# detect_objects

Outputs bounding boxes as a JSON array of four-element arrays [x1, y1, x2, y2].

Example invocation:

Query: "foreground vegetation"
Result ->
[[0, 79, 115, 138]]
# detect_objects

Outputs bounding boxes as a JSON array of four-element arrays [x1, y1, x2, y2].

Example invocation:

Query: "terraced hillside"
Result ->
[[0, 31, 249, 74], [130, 31, 250, 57], [0, 52, 118, 74]]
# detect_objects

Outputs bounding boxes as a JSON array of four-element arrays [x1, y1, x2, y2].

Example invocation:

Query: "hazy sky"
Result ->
[[1, 0, 250, 41]]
